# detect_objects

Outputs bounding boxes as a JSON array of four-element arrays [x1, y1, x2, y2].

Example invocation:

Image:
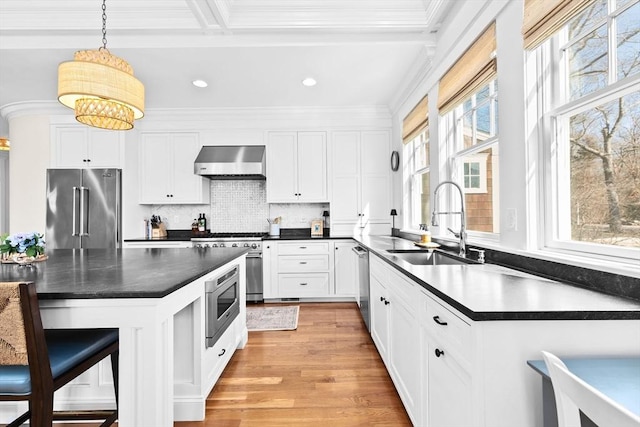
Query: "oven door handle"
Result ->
[[246, 253, 262, 259]]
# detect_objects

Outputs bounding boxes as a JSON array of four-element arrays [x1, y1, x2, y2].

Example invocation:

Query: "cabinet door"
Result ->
[[330, 132, 361, 222], [360, 131, 391, 224], [427, 339, 472, 427], [139, 134, 172, 203], [267, 132, 298, 202], [297, 132, 327, 202], [262, 242, 276, 298], [170, 133, 206, 203], [389, 297, 421, 423], [87, 129, 121, 168], [54, 127, 88, 168], [333, 241, 357, 297], [369, 275, 389, 360]]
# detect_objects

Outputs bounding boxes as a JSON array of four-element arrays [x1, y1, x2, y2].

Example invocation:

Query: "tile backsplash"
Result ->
[[146, 180, 328, 233]]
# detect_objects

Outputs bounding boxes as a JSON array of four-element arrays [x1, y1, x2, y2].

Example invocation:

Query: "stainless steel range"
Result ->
[[192, 233, 265, 302]]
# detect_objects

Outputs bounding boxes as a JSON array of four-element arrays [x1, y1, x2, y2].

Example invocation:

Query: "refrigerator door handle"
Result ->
[[80, 186, 90, 236], [72, 186, 80, 236]]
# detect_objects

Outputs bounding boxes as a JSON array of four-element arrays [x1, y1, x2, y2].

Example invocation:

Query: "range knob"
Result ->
[[204, 243, 211, 248], [196, 244, 203, 248], [232, 243, 238, 248], [243, 243, 250, 248], [211, 243, 218, 248], [251, 243, 258, 249], [219, 243, 226, 248]]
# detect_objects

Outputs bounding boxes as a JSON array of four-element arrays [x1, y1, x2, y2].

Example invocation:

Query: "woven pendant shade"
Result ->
[[0, 138, 9, 151], [58, 49, 144, 131]]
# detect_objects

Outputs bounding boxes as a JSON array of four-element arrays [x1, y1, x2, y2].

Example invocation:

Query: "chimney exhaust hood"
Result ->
[[194, 145, 266, 180]]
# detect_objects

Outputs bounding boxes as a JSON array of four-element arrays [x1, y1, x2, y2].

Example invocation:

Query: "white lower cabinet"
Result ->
[[369, 255, 421, 424], [421, 291, 473, 427], [369, 252, 640, 427], [263, 239, 358, 300], [333, 240, 357, 297]]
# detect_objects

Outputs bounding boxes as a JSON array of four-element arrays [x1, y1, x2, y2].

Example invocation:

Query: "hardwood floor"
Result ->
[[177, 302, 411, 427], [8, 303, 410, 426]]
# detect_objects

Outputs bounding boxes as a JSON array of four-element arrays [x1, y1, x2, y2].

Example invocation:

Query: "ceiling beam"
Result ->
[[186, 0, 233, 33]]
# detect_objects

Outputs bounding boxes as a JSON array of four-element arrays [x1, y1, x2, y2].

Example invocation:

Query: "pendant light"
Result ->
[[0, 138, 9, 151], [57, 0, 144, 130]]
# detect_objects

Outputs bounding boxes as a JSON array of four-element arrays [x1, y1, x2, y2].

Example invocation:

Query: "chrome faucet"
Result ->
[[431, 181, 467, 257]]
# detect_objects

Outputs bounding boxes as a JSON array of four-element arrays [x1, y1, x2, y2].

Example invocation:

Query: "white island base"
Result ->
[[0, 257, 247, 427]]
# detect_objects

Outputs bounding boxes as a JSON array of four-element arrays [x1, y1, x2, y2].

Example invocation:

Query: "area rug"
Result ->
[[246, 305, 299, 331]]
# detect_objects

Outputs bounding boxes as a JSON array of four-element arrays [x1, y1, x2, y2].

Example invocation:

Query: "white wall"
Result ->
[[8, 114, 50, 234], [392, 0, 527, 250]]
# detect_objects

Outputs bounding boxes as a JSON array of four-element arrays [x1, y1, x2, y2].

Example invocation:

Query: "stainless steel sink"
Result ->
[[386, 249, 475, 266]]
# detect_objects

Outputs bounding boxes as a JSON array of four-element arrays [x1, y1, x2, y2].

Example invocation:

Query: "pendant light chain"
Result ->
[[101, 0, 108, 51]]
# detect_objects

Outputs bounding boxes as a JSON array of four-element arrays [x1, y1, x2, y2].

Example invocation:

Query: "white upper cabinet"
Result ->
[[267, 131, 327, 203], [330, 130, 391, 236], [138, 132, 210, 204], [51, 125, 123, 168]]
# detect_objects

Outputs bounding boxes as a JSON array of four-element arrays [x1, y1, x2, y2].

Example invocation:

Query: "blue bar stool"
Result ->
[[0, 281, 119, 426]]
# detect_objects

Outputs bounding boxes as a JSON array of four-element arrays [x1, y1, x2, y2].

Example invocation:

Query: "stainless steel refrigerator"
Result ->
[[46, 169, 122, 249]]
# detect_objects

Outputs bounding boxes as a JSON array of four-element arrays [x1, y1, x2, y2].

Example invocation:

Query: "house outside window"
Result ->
[[447, 81, 500, 234], [539, 0, 640, 258]]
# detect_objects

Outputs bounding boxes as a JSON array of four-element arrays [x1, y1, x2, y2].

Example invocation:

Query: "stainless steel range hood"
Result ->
[[194, 146, 266, 180]]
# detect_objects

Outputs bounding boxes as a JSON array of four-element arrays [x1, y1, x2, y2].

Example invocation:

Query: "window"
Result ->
[[541, 0, 640, 258], [445, 80, 500, 234], [405, 130, 431, 228]]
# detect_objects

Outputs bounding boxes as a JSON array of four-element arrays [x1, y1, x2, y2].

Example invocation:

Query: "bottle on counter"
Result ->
[[144, 219, 149, 239], [198, 213, 206, 232], [191, 219, 199, 233]]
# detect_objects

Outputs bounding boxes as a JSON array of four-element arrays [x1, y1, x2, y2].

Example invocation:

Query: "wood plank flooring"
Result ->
[[10, 302, 410, 426], [177, 302, 411, 427]]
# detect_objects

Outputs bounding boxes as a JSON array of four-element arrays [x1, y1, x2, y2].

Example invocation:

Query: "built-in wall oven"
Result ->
[[205, 265, 240, 348]]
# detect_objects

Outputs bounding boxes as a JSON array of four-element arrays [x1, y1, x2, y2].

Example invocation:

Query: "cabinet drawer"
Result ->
[[423, 292, 471, 367], [278, 273, 329, 297], [370, 254, 389, 282], [278, 255, 329, 272], [387, 267, 419, 312], [277, 242, 329, 255]]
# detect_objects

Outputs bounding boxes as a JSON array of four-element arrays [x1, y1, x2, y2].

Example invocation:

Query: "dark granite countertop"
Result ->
[[355, 235, 640, 321], [125, 236, 193, 242], [0, 247, 249, 299]]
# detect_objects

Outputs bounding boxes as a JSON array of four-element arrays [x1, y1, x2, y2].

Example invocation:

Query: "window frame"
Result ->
[[537, 0, 640, 262], [442, 79, 500, 239], [404, 129, 431, 230]]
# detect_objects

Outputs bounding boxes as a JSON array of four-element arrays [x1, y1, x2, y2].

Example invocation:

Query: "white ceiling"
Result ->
[[0, 0, 454, 111]]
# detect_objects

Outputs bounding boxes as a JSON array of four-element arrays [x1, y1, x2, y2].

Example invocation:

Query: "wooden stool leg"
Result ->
[[111, 350, 119, 408]]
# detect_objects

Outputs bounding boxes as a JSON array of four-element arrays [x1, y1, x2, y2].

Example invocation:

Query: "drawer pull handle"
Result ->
[[384, 299, 390, 306], [433, 316, 448, 326], [218, 348, 226, 357], [299, 246, 307, 249], [300, 261, 307, 264], [380, 296, 385, 302], [300, 282, 308, 286], [435, 348, 445, 358]]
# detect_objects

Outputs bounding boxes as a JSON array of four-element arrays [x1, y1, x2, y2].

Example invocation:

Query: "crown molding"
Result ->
[[0, 102, 392, 130]]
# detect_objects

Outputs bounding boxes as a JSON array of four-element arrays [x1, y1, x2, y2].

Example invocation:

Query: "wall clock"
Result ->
[[390, 151, 399, 171]]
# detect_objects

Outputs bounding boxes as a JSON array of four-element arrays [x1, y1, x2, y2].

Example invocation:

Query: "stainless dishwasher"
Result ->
[[352, 245, 370, 331]]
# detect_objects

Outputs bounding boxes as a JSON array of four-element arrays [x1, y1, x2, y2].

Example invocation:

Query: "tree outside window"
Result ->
[[556, 0, 640, 249]]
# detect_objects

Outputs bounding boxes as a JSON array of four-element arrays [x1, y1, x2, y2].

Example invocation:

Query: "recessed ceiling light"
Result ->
[[302, 77, 317, 87], [192, 79, 208, 88]]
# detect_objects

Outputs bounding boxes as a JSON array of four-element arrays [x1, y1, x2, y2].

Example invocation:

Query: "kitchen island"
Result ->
[[0, 247, 249, 427]]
